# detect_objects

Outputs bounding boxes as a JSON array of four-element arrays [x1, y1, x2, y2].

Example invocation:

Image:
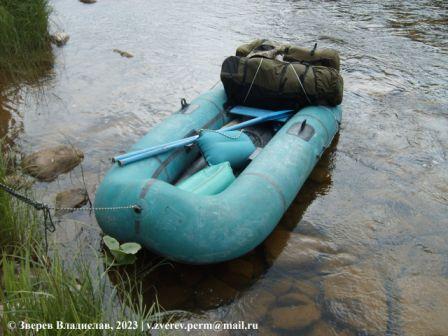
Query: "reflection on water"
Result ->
[[1, 0, 448, 334]]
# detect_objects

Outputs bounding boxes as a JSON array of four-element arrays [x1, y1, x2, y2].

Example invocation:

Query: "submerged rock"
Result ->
[[264, 230, 339, 269], [307, 321, 354, 336], [113, 49, 134, 58], [323, 265, 388, 335], [398, 275, 448, 336], [22, 145, 84, 182], [319, 252, 358, 272], [55, 188, 88, 214], [269, 303, 321, 331], [50, 32, 70, 47], [243, 288, 276, 321]]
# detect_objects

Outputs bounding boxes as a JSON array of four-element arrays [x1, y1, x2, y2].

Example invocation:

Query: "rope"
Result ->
[[289, 63, 312, 105], [0, 181, 138, 253], [243, 57, 264, 103]]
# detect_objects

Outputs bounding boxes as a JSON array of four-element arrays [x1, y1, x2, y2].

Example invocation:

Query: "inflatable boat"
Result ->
[[94, 83, 342, 264]]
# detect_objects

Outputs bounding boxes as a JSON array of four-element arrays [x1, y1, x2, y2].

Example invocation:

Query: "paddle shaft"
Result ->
[[116, 110, 293, 166]]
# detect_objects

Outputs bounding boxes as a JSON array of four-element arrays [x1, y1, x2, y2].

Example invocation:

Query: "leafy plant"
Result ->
[[103, 235, 142, 266]]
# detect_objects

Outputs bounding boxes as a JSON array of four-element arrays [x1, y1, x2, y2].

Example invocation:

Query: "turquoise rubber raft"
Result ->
[[95, 83, 342, 264]]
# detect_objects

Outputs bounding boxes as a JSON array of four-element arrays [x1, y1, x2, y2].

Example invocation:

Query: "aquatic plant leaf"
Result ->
[[103, 235, 119, 251], [120, 242, 141, 255]]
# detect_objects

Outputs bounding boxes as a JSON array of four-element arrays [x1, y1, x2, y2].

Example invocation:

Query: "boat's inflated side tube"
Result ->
[[95, 83, 341, 264]]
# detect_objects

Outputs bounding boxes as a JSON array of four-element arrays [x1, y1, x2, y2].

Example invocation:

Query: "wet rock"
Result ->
[[295, 234, 339, 254], [295, 220, 325, 237], [323, 265, 388, 335], [113, 49, 134, 58], [243, 289, 276, 321], [22, 145, 84, 182], [269, 277, 294, 295], [270, 303, 321, 331], [294, 279, 320, 298], [50, 32, 70, 47], [55, 188, 88, 213], [398, 275, 448, 336], [79, 0, 96, 4], [278, 292, 313, 306], [320, 253, 357, 272], [195, 276, 238, 309], [264, 230, 339, 269]]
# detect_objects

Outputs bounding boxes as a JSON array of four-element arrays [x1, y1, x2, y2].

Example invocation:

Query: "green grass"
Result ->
[[0, 0, 54, 86], [0, 148, 167, 335], [0, 151, 39, 251]]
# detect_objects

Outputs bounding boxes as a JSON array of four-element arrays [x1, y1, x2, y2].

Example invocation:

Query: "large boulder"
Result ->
[[323, 265, 388, 335], [22, 145, 84, 182]]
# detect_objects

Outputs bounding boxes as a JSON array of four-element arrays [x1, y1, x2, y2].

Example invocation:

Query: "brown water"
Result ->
[[1, 0, 448, 335]]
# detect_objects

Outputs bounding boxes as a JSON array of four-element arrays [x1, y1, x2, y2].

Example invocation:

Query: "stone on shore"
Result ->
[[22, 145, 84, 182], [55, 188, 88, 214], [50, 32, 70, 47]]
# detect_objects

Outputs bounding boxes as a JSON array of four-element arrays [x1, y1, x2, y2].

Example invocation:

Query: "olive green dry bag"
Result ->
[[236, 39, 340, 71], [220, 56, 343, 110]]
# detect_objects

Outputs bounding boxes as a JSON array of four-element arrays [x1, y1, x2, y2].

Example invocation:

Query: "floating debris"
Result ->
[[113, 49, 134, 58]]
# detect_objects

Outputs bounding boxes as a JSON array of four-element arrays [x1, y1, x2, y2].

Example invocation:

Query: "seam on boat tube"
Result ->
[[243, 172, 287, 210]]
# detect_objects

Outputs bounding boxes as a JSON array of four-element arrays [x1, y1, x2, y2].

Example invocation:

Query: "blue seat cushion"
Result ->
[[197, 130, 256, 169]]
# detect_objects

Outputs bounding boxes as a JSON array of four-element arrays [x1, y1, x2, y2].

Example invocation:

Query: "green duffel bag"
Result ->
[[236, 39, 287, 57], [221, 56, 343, 110], [236, 39, 340, 71]]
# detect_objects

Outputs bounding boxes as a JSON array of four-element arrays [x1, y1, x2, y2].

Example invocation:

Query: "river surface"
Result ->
[[1, 0, 447, 335]]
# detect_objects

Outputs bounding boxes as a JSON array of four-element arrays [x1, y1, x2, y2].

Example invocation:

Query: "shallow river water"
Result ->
[[1, 0, 448, 335]]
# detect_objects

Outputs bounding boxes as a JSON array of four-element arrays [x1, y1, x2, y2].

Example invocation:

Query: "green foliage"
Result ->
[[0, 0, 54, 86], [0, 149, 167, 335], [103, 236, 142, 266], [0, 150, 40, 250]]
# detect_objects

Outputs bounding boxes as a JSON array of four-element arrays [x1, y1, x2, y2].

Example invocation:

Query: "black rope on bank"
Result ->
[[0, 181, 56, 253]]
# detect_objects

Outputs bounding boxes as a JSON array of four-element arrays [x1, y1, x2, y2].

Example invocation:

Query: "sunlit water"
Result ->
[[1, 0, 447, 335]]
